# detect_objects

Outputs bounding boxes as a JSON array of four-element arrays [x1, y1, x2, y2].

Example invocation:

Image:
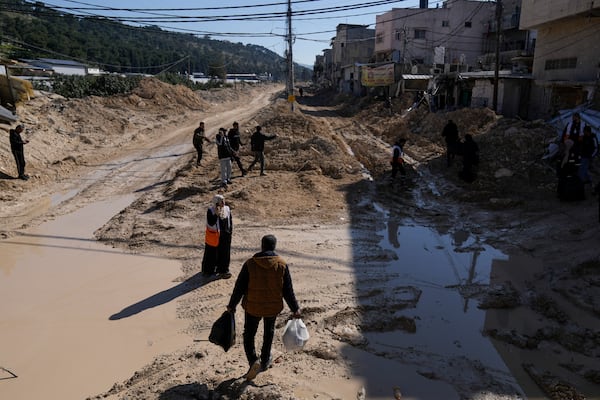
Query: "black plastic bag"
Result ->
[[209, 311, 236, 352]]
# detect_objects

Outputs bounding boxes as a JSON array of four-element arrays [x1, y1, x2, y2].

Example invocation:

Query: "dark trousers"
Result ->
[[248, 151, 265, 173], [194, 145, 203, 165], [445, 142, 457, 166], [231, 152, 245, 173], [11, 148, 26, 177], [391, 162, 406, 179], [243, 312, 276, 367]]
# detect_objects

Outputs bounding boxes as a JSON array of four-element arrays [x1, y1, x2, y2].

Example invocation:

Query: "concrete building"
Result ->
[[520, 0, 600, 118], [331, 24, 375, 95], [480, 0, 536, 71], [374, 0, 496, 72], [24, 58, 88, 76]]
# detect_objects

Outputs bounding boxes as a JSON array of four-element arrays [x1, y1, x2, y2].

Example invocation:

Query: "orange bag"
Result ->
[[205, 227, 219, 247]]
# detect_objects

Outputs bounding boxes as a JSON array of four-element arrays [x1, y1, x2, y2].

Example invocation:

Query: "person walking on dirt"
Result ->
[[247, 125, 276, 176], [201, 194, 233, 279], [9, 124, 30, 180], [384, 96, 392, 116], [391, 138, 407, 182], [216, 128, 233, 186], [441, 119, 459, 167], [227, 121, 247, 177], [459, 134, 479, 182], [192, 121, 211, 166], [226, 234, 301, 381]]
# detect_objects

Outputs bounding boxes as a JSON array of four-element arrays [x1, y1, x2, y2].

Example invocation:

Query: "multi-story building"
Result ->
[[481, 0, 535, 71], [374, 0, 496, 72], [331, 24, 375, 95], [520, 0, 600, 118]]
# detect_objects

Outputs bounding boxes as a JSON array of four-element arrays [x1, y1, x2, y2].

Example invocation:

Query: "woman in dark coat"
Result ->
[[201, 194, 233, 279]]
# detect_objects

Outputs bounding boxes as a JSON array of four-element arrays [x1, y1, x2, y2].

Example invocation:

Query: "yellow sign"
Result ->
[[361, 64, 395, 87], [288, 94, 296, 102]]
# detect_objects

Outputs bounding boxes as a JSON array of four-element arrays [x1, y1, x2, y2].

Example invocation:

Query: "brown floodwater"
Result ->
[[0, 196, 190, 400]]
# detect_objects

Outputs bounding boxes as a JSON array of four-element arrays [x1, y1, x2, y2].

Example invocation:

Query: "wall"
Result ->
[[375, 1, 495, 66], [520, 0, 597, 28], [531, 18, 600, 83]]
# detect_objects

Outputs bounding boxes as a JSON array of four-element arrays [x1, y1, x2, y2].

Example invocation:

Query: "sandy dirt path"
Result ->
[[0, 85, 284, 400], [2, 83, 599, 400]]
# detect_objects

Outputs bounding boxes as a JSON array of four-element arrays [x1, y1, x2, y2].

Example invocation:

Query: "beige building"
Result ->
[[331, 24, 375, 94], [374, 0, 496, 72], [520, 0, 600, 117]]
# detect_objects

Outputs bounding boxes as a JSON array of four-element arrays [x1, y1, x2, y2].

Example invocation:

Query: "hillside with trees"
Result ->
[[0, 0, 311, 81]]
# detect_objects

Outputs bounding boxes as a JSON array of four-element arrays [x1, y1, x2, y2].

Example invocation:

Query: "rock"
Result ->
[[494, 168, 514, 178]]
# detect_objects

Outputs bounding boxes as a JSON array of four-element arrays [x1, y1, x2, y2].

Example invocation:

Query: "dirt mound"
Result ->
[[0, 79, 253, 188], [252, 100, 362, 178]]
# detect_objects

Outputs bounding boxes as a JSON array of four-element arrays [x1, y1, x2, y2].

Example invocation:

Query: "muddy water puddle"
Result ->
[[354, 205, 529, 398], [0, 196, 190, 400]]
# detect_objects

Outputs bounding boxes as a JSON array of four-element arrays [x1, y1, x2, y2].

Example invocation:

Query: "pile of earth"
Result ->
[[0, 78, 257, 190]]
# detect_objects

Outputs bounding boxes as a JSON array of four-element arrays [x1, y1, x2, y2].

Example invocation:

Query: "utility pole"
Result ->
[[402, 27, 408, 73], [286, 0, 295, 111], [492, 0, 502, 112]]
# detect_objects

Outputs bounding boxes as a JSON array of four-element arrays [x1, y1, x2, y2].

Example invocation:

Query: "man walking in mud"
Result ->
[[226, 234, 301, 381]]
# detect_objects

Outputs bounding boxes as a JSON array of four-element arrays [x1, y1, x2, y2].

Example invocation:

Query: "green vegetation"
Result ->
[[0, 0, 310, 81], [48, 74, 142, 98]]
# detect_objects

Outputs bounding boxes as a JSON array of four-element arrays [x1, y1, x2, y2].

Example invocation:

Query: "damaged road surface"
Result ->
[[1, 81, 599, 399]]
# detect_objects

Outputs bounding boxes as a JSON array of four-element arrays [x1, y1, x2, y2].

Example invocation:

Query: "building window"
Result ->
[[465, 21, 472, 28], [376, 33, 383, 43], [442, 20, 449, 27], [414, 29, 426, 39], [395, 30, 402, 40], [545, 57, 577, 70]]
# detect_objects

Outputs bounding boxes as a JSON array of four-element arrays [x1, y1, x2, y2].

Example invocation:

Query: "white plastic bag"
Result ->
[[282, 318, 309, 351]]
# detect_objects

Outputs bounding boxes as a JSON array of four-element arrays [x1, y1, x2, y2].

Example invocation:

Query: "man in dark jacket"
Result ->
[[9, 124, 30, 180], [192, 121, 211, 166], [227, 121, 247, 176], [215, 128, 233, 186], [247, 125, 276, 176], [227, 234, 301, 381]]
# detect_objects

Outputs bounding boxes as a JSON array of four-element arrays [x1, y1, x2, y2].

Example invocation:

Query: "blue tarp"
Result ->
[[547, 104, 600, 142]]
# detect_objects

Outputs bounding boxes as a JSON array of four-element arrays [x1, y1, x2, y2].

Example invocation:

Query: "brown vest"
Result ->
[[242, 256, 287, 317]]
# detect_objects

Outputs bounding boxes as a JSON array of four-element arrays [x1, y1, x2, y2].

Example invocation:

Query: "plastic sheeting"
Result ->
[[547, 105, 600, 142]]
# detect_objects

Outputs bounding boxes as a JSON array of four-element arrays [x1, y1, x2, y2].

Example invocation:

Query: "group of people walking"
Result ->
[[192, 120, 277, 187], [200, 193, 302, 382], [195, 120, 299, 383]]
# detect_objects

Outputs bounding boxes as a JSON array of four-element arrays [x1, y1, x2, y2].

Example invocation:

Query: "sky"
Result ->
[[39, 0, 441, 67]]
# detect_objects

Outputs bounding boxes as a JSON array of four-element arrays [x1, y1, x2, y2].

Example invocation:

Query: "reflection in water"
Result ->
[[363, 204, 525, 398]]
